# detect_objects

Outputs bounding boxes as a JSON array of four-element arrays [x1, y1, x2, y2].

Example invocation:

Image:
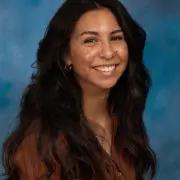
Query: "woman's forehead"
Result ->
[[72, 9, 121, 36]]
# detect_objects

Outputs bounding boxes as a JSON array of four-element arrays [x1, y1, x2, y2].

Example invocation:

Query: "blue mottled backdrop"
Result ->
[[0, 0, 180, 179]]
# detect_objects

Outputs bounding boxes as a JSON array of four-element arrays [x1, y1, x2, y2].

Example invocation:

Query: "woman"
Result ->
[[2, 0, 156, 179]]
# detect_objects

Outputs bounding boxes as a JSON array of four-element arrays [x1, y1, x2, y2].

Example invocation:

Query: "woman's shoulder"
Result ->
[[13, 122, 65, 179], [13, 126, 45, 179], [15, 125, 66, 162], [14, 122, 39, 162]]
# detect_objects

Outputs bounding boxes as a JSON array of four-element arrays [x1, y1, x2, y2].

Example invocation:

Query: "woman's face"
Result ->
[[66, 8, 128, 91]]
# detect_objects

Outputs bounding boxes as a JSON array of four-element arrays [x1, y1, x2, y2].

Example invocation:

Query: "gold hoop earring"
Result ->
[[65, 64, 72, 72]]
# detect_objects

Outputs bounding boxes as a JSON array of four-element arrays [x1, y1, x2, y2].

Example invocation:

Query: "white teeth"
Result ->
[[94, 65, 115, 72]]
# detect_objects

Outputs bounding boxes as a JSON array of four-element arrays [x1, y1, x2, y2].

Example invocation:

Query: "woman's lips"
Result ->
[[93, 64, 117, 75]]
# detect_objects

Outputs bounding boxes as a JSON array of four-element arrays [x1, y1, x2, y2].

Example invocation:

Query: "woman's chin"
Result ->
[[95, 80, 118, 90]]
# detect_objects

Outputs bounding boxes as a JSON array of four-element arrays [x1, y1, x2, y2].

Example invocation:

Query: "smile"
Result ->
[[93, 65, 116, 75]]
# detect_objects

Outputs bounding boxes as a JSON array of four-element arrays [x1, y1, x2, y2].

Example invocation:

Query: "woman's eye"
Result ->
[[83, 38, 97, 44], [111, 35, 124, 41]]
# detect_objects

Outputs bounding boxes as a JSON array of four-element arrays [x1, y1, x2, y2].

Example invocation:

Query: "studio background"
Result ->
[[0, 0, 180, 179]]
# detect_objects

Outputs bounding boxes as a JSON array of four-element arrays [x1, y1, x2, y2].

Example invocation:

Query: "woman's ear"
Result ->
[[66, 58, 72, 66], [64, 53, 72, 66]]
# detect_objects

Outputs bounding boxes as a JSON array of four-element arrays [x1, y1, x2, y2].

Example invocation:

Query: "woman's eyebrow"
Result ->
[[111, 29, 123, 35], [79, 28, 123, 37], [79, 31, 99, 36]]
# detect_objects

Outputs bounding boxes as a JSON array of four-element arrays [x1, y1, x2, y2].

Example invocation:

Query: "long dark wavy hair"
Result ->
[[2, 0, 156, 179]]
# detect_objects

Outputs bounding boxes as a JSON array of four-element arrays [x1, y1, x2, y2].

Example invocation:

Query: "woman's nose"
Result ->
[[99, 41, 116, 60]]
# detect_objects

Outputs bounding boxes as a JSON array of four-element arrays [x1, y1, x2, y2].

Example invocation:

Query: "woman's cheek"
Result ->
[[118, 43, 129, 61]]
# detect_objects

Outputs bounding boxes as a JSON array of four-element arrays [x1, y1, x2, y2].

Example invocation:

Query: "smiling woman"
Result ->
[[2, 0, 156, 180], [67, 8, 128, 90]]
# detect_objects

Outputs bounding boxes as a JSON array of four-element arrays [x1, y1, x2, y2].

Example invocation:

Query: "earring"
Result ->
[[65, 64, 72, 72]]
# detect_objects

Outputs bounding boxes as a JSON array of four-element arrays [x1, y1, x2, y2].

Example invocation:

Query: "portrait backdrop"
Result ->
[[0, 0, 180, 179]]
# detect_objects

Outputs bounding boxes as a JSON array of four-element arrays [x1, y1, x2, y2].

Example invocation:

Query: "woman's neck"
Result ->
[[82, 86, 114, 155], [82, 88, 110, 126]]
